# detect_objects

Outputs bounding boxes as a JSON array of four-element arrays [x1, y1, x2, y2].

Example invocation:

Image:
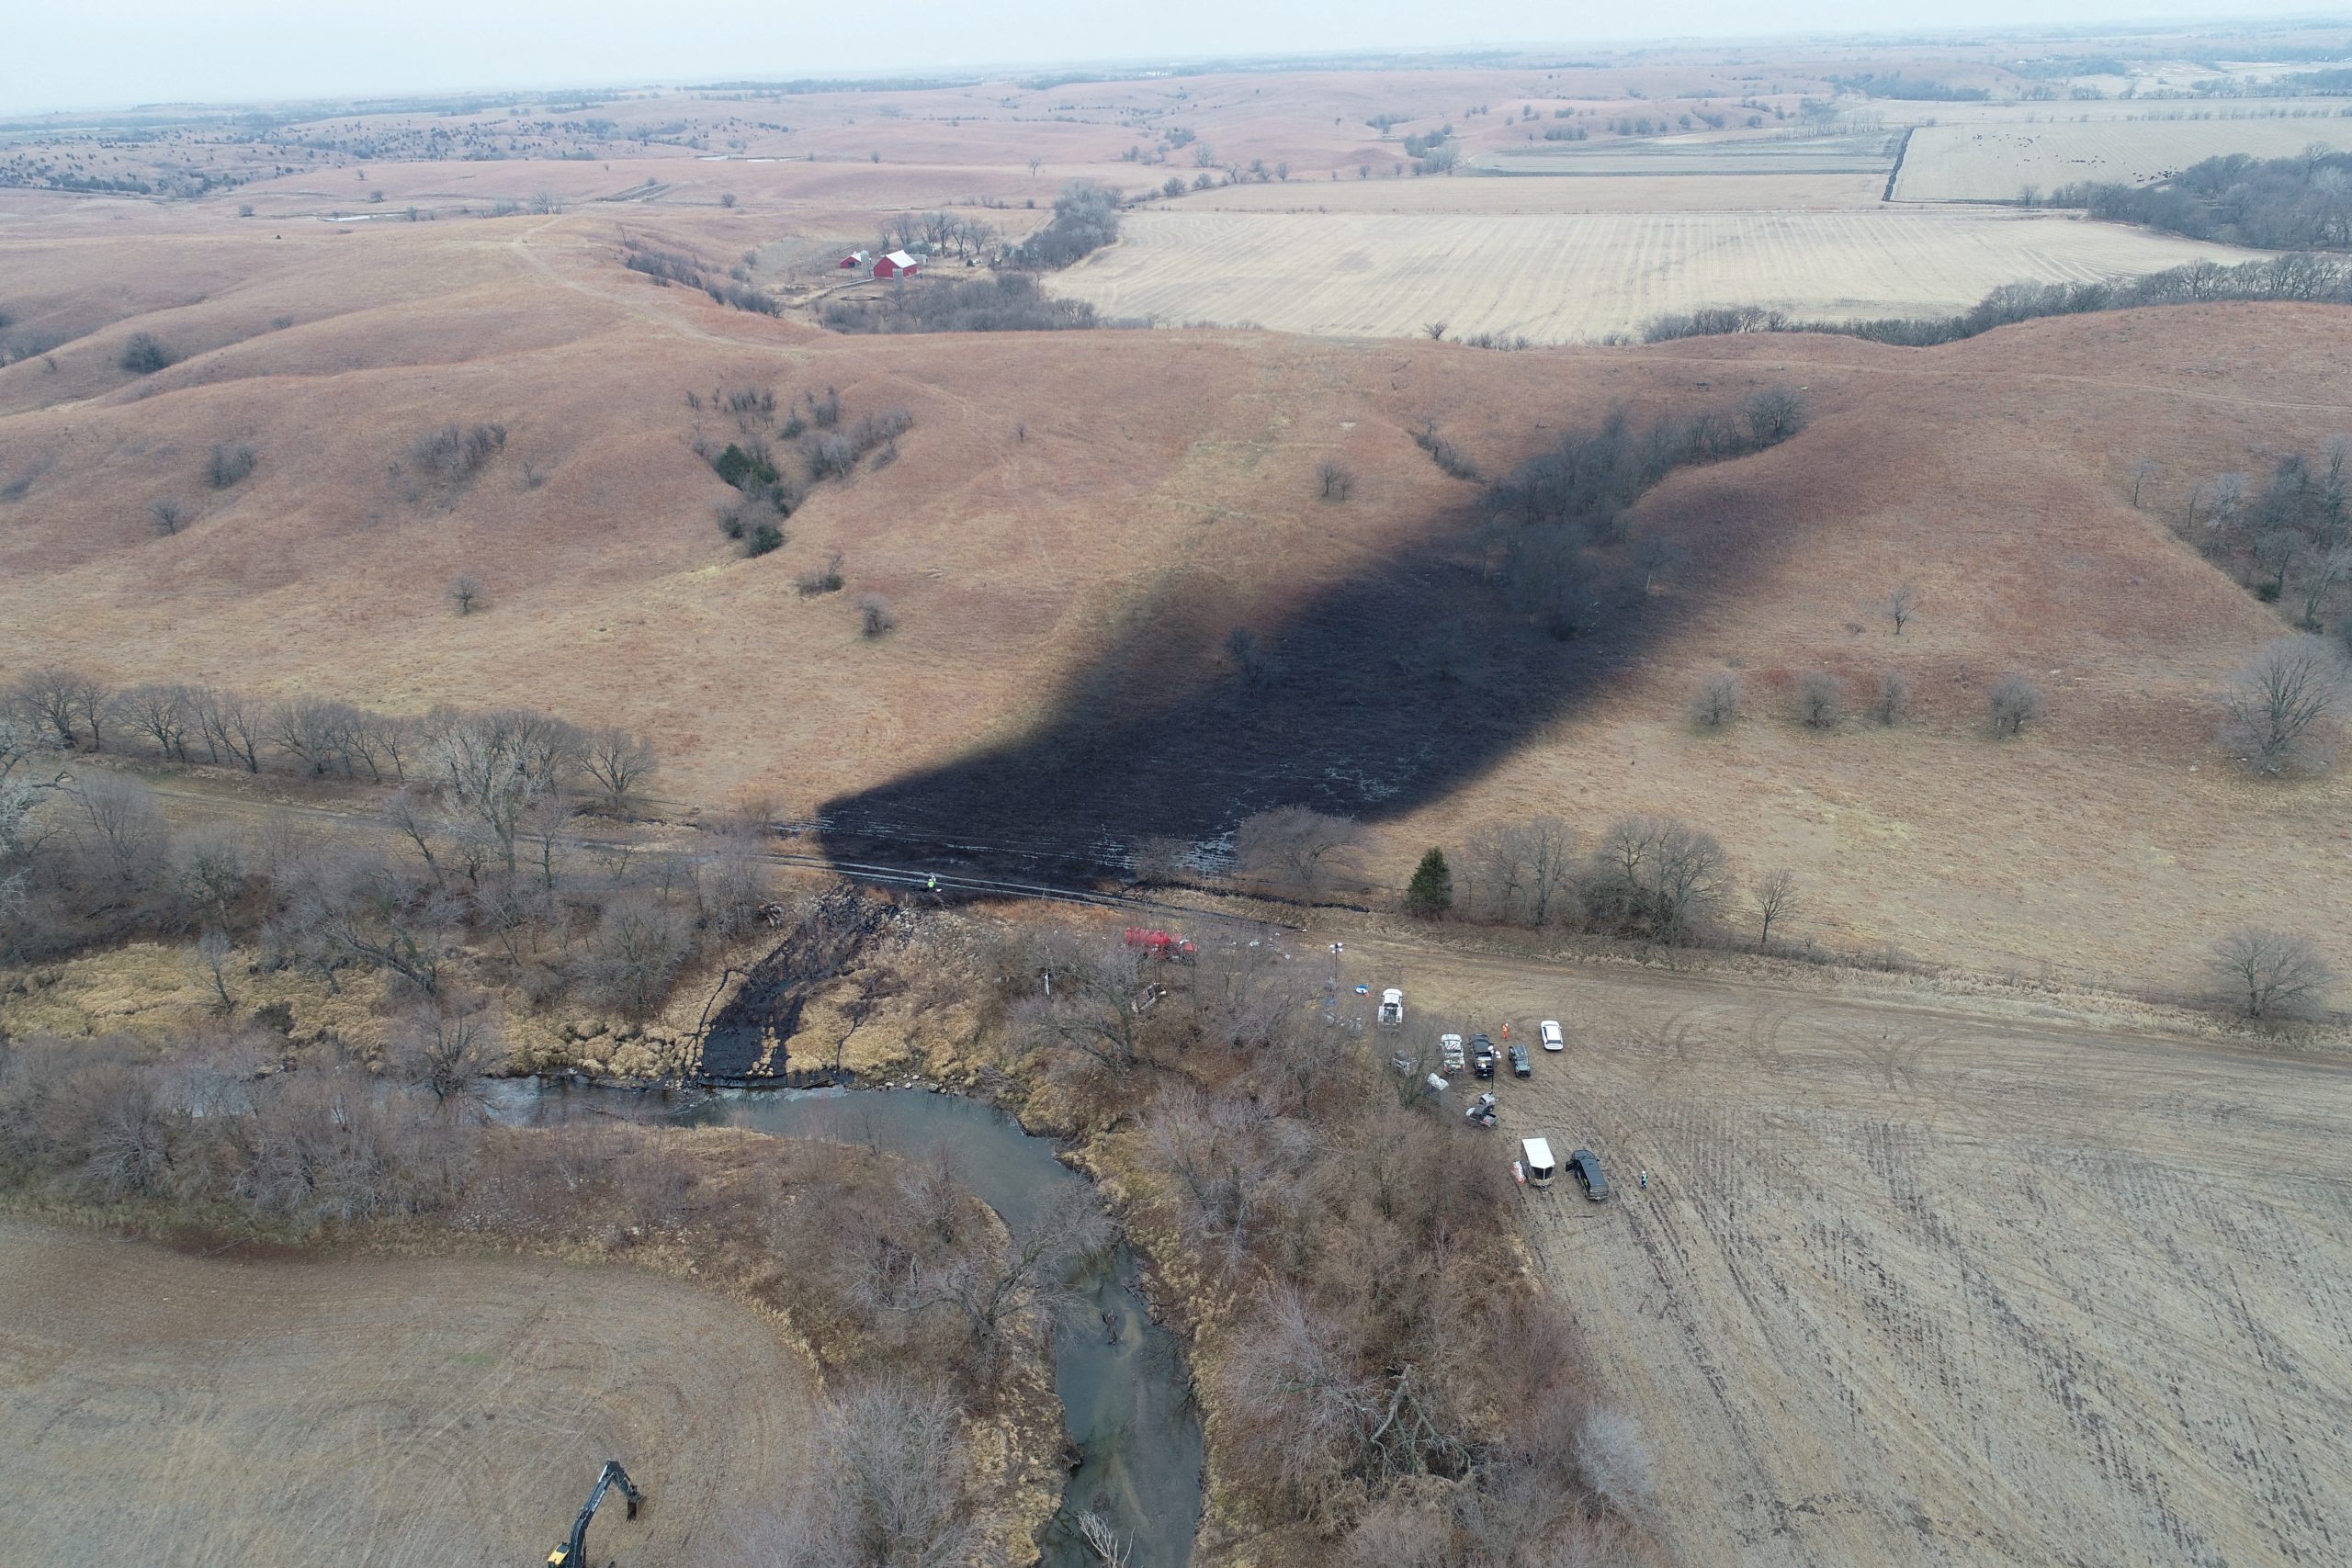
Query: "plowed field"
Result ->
[[1353, 938, 2352, 1568], [1049, 209, 2260, 342], [0, 1225, 813, 1567], [1896, 117, 2352, 202]]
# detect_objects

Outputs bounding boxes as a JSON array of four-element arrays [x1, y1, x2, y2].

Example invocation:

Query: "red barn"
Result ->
[[838, 249, 869, 270], [872, 249, 921, 278]]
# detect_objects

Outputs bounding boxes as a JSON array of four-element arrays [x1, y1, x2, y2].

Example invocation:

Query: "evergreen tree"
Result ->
[[1404, 848, 1453, 918]]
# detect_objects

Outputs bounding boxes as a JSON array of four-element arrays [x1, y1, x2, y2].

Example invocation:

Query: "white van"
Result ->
[[1521, 1138, 1556, 1190], [1377, 988, 1404, 1028]]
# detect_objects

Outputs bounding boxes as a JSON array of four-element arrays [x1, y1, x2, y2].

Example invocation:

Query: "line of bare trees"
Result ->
[[2163, 441, 2352, 635], [5, 668, 656, 807]]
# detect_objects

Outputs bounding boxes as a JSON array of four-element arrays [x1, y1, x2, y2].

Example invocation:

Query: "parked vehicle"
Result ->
[[1568, 1148, 1610, 1201], [1465, 1091, 1498, 1128], [1424, 1072, 1450, 1096], [1440, 1033, 1465, 1074], [1509, 1043, 1532, 1078], [1521, 1138, 1555, 1189], [1471, 1034, 1497, 1079], [1377, 988, 1405, 1028], [1540, 1019, 1566, 1052]]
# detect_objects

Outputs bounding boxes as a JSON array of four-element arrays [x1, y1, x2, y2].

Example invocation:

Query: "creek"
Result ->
[[487, 1080, 1203, 1567]]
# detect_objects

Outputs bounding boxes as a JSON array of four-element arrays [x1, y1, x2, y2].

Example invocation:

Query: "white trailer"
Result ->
[[1521, 1138, 1556, 1190], [1377, 988, 1405, 1028]]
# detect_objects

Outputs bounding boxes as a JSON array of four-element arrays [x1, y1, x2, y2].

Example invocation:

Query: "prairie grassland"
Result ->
[[0, 197, 2347, 989]]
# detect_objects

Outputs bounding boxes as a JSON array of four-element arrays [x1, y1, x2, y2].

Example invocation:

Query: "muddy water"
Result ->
[[490, 1082, 1202, 1567]]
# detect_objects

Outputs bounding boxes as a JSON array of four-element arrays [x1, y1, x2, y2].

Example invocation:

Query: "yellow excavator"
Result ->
[[546, 1461, 644, 1566]]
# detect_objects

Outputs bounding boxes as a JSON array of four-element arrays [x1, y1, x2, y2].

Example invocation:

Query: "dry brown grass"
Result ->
[[3, 82, 2347, 998]]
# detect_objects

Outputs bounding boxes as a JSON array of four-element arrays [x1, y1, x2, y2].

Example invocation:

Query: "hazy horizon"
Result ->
[[12, 1, 2339, 117]]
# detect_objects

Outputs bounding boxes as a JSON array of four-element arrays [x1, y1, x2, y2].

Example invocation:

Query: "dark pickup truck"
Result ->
[[1471, 1034, 1497, 1079]]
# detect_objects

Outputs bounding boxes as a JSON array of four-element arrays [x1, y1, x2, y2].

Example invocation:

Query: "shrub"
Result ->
[[1869, 670, 1910, 726], [119, 333, 176, 375], [747, 523, 785, 557], [1690, 671, 1741, 728], [447, 575, 483, 615], [807, 433, 858, 481], [713, 442, 778, 490], [1986, 674, 2047, 738], [1795, 671, 1843, 728], [409, 422, 505, 480], [797, 552, 846, 597], [207, 444, 258, 489], [858, 595, 897, 637]]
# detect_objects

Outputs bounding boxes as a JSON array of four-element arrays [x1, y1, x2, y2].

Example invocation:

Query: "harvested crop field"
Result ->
[[1895, 115, 2352, 202], [0, 1223, 812, 1567], [1362, 939, 2352, 1568], [1050, 209, 2262, 342]]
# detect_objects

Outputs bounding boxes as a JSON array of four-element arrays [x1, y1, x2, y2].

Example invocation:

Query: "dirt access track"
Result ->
[[0, 1224, 811, 1567], [1354, 938, 2352, 1567]]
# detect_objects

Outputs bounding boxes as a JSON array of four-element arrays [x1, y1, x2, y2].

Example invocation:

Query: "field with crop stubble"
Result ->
[[1048, 208, 2265, 342], [0, 1222, 813, 1568], [1359, 940, 2352, 1568]]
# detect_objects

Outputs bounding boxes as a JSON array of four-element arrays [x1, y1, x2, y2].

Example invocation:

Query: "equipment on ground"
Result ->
[[547, 1461, 644, 1566], [1123, 926, 1198, 962], [1465, 1091, 1499, 1128]]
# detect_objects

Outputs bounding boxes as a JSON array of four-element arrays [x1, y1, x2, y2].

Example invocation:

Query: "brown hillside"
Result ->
[[1, 203, 2345, 987]]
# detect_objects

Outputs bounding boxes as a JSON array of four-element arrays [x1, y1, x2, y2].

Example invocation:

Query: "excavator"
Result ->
[[545, 1461, 644, 1566]]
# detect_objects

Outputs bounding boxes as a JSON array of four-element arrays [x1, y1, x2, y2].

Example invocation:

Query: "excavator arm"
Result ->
[[546, 1461, 642, 1566]]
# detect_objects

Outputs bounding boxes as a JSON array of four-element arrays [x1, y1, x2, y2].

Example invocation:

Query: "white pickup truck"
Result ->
[[1377, 988, 1404, 1028], [1440, 1032, 1465, 1074]]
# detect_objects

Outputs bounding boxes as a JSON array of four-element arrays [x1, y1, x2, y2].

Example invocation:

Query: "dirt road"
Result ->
[[0, 1224, 813, 1567], [1350, 938, 2352, 1568]]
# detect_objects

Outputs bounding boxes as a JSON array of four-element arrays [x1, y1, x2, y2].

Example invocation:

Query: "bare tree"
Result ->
[[193, 930, 236, 1012], [1423, 321, 1448, 340], [582, 725, 658, 808], [192, 689, 265, 772], [2131, 458, 2156, 508], [1234, 806, 1363, 896], [119, 684, 196, 761], [399, 1000, 499, 1112], [1749, 867, 1798, 951], [1690, 671, 1741, 729], [447, 574, 483, 615], [746, 1380, 978, 1568], [1144, 1089, 1301, 1263], [2220, 634, 2346, 775], [1986, 674, 2046, 738], [1795, 671, 1843, 728], [1317, 460, 1355, 501], [1741, 386, 1807, 445], [11, 669, 92, 750], [1881, 581, 1917, 636], [2209, 927, 2334, 1021], [70, 771, 166, 886], [149, 498, 190, 536], [1868, 669, 1909, 726]]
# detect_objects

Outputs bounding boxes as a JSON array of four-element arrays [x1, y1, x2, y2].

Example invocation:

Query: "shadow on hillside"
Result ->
[[812, 514, 1668, 879]]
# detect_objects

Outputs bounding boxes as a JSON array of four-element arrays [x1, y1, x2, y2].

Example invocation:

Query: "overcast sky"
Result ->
[[11, 2, 2329, 116]]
